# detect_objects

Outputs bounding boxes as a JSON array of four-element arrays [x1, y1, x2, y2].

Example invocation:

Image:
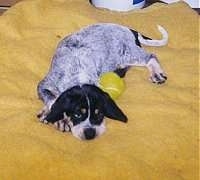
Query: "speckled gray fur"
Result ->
[[37, 23, 160, 107]]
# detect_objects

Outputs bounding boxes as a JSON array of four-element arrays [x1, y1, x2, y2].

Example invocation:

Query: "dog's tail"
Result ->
[[138, 25, 168, 47]]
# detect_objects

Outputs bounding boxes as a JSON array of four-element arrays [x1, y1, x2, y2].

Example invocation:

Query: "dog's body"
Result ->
[[37, 23, 168, 140]]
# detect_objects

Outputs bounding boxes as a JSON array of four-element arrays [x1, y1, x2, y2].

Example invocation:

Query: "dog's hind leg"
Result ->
[[122, 54, 167, 84], [145, 54, 167, 84]]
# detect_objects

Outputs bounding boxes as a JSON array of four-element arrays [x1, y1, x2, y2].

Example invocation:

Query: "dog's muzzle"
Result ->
[[84, 127, 96, 140]]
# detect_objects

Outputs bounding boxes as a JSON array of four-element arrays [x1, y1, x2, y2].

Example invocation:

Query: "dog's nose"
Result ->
[[84, 128, 96, 140]]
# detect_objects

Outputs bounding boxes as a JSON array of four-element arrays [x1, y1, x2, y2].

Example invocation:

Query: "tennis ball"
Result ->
[[99, 72, 125, 100]]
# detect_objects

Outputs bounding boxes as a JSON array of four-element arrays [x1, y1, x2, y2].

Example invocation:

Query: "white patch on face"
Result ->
[[71, 95, 91, 140], [94, 120, 106, 138], [70, 95, 106, 140], [71, 120, 106, 140], [71, 119, 90, 140]]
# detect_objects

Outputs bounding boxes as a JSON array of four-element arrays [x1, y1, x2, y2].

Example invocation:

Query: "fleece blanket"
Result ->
[[0, 0, 199, 179]]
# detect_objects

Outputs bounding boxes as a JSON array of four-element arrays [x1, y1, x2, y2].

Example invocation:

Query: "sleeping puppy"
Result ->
[[37, 23, 168, 140]]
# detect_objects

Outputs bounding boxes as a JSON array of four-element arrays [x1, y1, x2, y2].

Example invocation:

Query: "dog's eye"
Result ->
[[73, 113, 82, 119], [81, 108, 87, 114], [95, 109, 99, 115], [95, 109, 103, 116]]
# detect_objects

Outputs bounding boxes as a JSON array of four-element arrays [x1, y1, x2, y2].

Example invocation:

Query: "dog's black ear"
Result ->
[[82, 84, 128, 123], [102, 92, 128, 123], [45, 92, 71, 123], [45, 86, 84, 123]]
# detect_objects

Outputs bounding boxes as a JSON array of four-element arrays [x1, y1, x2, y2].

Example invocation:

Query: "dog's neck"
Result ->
[[78, 71, 94, 85], [57, 70, 99, 94]]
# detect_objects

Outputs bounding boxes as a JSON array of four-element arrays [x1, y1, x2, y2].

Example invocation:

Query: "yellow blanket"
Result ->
[[0, 0, 199, 179]]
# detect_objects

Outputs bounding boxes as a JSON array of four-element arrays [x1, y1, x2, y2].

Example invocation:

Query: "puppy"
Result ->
[[37, 23, 168, 140]]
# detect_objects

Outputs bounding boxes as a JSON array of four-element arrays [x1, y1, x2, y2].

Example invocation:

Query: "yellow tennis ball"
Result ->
[[99, 72, 125, 100]]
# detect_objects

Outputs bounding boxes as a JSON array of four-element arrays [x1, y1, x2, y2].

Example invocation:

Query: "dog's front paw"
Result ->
[[54, 119, 71, 132], [37, 107, 49, 124]]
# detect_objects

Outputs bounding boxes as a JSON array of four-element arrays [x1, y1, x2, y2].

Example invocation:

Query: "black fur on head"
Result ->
[[45, 84, 127, 124]]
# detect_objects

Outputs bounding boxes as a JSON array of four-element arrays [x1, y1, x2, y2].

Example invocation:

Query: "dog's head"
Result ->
[[45, 84, 127, 140]]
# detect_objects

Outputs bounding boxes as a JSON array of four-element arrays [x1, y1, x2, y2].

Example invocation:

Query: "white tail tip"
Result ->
[[138, 25, 168, 47]]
